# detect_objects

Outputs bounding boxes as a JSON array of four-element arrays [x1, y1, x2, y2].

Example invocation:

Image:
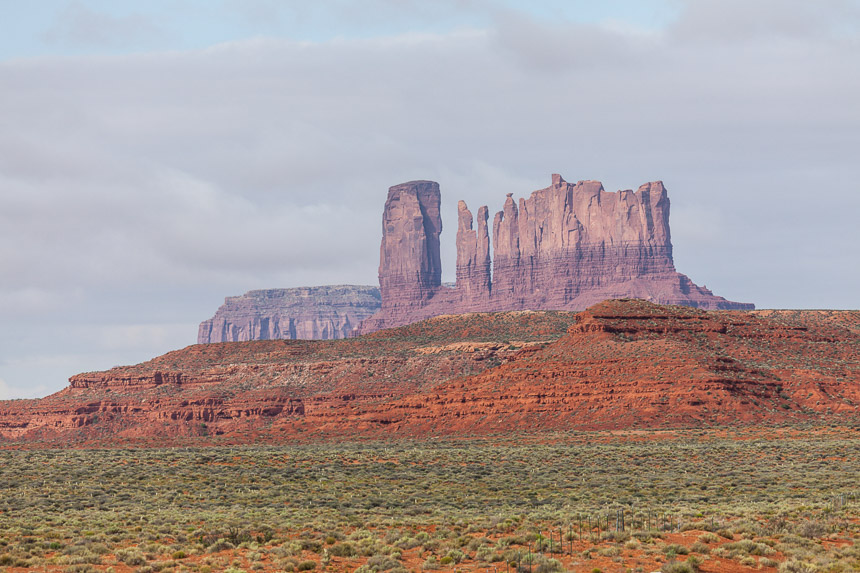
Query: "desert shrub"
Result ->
[[300, 540, 322, 553], [207, 539, 235, 553], [64, 565, 97, 573], [467, 536, 491, 551], [598, 546, 620, 557], [533, 556, 563, 573], [60, 550, 102, 565], [499, 535, 527, 547], [297, 560, 317, 571], [661, 559, 697, 573], [366, 554, 401, 571], [723, 539, 775, 557], [329, 542, 356, 557], [697, 532, 719, 544], [634, 531, 662, 541], [796, 521, 828, 539], [779, 560, 818, 573], [689, 542, 710, 554], [395, 536, 421, 550], [476, 546, 503, 562], [89, 543, 110, 555], [116, 549, 147, 566], [601, 531, 631, 543], [663, 544, 690, 556]]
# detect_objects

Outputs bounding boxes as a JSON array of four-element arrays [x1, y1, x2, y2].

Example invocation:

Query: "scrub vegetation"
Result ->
[[0, 429, 857, 572]]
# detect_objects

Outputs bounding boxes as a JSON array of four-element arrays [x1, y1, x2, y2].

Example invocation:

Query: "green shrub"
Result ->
[[779, 560, 818, 573], [723, 539, 775, 557], [663, 544, 690, 556], [329, 542, 356, 557], [697, 532, 719, 544], [115, 549, 147, 566], [598, 546, 620, 557], [661, 559, 696, 573], [689, 542, 710, 554], [207, 539, 235, 553], [366, 554, 401, 571], [297, 560, 317, 571]]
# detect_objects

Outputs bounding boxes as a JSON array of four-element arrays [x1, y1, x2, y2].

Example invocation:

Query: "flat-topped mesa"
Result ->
[[499, 176, 677, 308], [198, 285, 381, 343], [357, 174, 753, 334]]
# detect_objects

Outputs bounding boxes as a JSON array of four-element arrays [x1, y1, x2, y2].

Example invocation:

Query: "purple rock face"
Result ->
[[198, 285, 381, 343], [377, 181, 443, 307], [358, 174, 753, 334]]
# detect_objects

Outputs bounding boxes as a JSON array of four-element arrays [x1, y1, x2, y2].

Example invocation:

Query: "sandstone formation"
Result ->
[[358, 175, 752, 334], [1, 301, 857, 446], [198, 285, 381, 343]]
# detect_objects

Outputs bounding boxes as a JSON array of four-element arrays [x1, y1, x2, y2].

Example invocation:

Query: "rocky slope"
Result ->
[[1, 301, 856, 447], [358, 175, 752, 333], [198, 285, 381, 343]]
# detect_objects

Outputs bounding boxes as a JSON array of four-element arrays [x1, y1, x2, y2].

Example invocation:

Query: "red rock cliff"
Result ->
[[358, 174, 752, 333]]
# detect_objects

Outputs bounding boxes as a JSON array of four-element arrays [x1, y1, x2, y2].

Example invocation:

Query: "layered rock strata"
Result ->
[[1, 301, 857, 446], [198, 285, 381, 343], [359, 174, 752, 333]]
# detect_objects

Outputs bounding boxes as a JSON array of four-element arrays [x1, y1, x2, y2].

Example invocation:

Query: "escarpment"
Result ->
[[358, 174, 752, 334], [198, 285, 381, 343], [1, 301, 857, 446]]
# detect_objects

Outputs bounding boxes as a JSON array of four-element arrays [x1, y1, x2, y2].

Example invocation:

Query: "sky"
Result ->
[[0, 0, 858, 400]]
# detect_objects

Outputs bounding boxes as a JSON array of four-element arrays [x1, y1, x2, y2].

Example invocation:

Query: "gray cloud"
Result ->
[[1, 1, 858, 398]]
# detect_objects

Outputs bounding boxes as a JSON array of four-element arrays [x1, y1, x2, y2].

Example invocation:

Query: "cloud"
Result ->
[[1, 2, 858, 398], [671, 0, 860, 43], [44, 2, 168, 50]]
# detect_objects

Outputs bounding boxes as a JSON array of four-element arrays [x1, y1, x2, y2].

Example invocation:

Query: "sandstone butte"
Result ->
[[195, 174, 752, 343], [357, 174, 752, 334], [197, 285, 381, 343], [1, 299, 857, 447]]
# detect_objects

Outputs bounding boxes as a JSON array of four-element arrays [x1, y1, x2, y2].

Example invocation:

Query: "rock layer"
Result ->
[[198, 285, 381, 343], [359, 175, 752, 333], [1, 301, 857, 446]]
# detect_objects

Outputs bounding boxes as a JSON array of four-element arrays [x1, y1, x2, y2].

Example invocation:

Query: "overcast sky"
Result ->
[[1, 0, 858, 400]]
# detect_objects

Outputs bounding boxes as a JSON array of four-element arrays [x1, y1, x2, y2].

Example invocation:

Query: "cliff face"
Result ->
[[198, 285, 381, 343], [376, 181, 444, 307], [359, 174, 752, 333]]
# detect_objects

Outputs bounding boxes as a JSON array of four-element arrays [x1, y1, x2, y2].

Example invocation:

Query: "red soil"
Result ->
[[1, 300, 857, 447]]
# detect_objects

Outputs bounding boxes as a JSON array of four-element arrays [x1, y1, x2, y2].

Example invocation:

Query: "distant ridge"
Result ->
[[2, 300, 856, 447], [197, 285, 380, 343]]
